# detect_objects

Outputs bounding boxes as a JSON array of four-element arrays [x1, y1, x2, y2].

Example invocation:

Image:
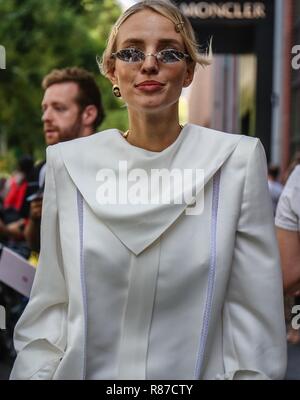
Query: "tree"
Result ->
[[0, 0, 127, 165]]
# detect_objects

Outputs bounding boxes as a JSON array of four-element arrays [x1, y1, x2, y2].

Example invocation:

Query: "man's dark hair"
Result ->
[[268, 165, 280, 180], [42, 67, 104, 130], [18, 155, 34, 180]]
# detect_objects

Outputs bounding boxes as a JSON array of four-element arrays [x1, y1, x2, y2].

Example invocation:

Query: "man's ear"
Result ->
[[183, 61, 196, 88], [81, 105, 98, 127]]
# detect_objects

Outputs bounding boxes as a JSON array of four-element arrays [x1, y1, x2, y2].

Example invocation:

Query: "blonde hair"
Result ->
[[98, 0, 211, 77]]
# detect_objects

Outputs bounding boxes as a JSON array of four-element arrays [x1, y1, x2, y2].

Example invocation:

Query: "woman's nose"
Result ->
[[140, 53, 159, 74]]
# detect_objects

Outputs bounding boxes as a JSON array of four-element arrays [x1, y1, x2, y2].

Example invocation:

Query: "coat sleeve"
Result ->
[[10, 146, 68, 380], [219, 139, 287, 380]]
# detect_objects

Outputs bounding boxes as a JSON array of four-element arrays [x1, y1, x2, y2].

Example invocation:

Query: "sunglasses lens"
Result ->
[[117, 48, 144, 62], [159, 50, 185, 63], [115, 48, 188, 63]]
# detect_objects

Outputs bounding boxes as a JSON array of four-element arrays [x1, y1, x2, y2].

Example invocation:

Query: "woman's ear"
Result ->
[[106, 61, 118, 85], [183, 61, 196, 88]]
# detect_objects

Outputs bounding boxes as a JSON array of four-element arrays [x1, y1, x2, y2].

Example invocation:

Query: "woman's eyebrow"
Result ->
[[157, 39, 183, 47], [120, 38, 183, 48], [120, 39, 144, 47]]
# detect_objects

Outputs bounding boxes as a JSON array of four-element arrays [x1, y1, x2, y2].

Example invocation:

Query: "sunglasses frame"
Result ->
[[111, 47, 191, 64]]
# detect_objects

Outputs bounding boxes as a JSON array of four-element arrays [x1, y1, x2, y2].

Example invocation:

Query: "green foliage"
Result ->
[[0, 0, 126, 166], [0, 150, 17, 177], [100, 105, 129, 133]]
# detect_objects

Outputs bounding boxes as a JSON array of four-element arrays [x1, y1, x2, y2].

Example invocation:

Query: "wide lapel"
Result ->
[[58, 124, 242, 255]]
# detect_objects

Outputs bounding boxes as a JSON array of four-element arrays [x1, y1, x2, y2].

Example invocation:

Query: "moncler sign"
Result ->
[[179, 2, 266, 19]]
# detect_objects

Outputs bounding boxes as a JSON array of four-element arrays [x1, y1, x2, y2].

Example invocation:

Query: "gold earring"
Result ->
[[112, 84, 121, 98]]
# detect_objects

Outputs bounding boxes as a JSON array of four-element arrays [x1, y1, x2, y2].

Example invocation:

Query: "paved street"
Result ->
[[285, 344, 300, 380]]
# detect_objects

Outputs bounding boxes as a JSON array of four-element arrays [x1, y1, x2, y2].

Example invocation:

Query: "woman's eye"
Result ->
[[119, 48, 143, 62], [129, 48, 143, 55], [122, 49, 134, 60], [159, 49, 182, 62]]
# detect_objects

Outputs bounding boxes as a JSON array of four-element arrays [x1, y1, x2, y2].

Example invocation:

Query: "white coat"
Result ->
[[10, 124, 287, 380]]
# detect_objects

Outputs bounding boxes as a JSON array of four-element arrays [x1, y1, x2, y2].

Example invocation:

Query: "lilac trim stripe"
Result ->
[[194, 169, 221, 379], [77, 189, 87, 380]]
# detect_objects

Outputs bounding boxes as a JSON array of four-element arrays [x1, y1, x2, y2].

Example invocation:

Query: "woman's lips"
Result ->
[[135, 81, 165, 92]]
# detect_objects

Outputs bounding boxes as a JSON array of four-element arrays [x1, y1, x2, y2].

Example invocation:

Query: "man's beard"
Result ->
[[58, 115, 83, 142]]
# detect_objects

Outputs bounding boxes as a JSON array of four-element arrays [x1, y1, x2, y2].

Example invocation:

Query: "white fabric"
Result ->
[[275, 165, 300, 231], [10, 124, 287, 380]]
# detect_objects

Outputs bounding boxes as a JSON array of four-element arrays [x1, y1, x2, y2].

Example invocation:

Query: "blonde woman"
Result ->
[[10, 0, 286, 380]]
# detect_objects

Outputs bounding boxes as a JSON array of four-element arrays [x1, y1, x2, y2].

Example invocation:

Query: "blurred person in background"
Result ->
[[282, 151, 300, 185], [25, 66, 105, 253], [276, 153, 300, 344], [0, 154, 35, 361], [0, 154, 35, 257], [268, 165, 283, 215]]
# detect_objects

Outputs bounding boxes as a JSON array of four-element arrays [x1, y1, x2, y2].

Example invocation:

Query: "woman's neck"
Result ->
[[126, 110, 183, 152]]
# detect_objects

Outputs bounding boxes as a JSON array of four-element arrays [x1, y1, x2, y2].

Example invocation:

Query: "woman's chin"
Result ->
[[129, 99, 177, 114]]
